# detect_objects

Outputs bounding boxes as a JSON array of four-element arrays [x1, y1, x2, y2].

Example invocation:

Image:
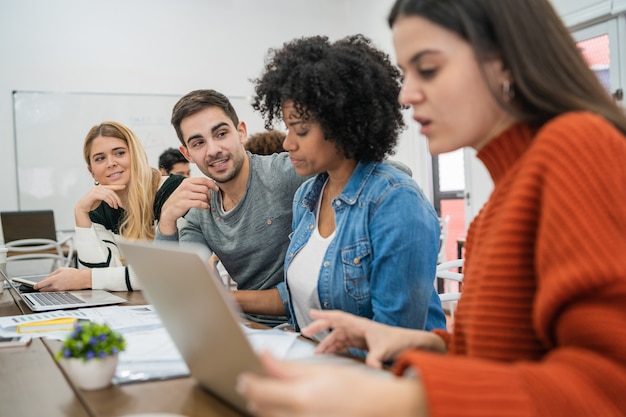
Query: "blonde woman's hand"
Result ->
[[74, 184, 126, 227], [34, 267, 92, 291], [302, 309, 446, 368]]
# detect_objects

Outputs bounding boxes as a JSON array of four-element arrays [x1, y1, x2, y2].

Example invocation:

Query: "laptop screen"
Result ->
[[1, 210, 57, 243]]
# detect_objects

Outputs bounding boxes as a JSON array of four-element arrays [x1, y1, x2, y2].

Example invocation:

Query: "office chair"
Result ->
[[436, 258, 464, 323], [437, 215, 450, 264], [4, 237, 75, 277]]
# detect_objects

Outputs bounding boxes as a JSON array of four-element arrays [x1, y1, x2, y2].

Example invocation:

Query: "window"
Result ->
[[573, 17, 625, 106]]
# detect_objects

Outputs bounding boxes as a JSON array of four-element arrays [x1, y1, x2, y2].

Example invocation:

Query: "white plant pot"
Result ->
[[61, 354, 119, 390]]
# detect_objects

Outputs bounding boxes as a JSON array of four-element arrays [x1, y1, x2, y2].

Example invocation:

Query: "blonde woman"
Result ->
[[34, 121, 187, 292]]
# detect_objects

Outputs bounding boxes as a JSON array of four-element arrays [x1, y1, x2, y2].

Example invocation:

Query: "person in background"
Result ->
[[34, 121, 186, 292], [237, 0, 626, 416], [232, 34, 446, 338], [155, 89, 309, 326], [245, 130, 285, 155], [158, 147, 191, 177]]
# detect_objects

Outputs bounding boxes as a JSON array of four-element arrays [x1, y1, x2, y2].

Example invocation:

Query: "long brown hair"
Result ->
[[83, 121, 161, 239], [388, 0, 626, 136]]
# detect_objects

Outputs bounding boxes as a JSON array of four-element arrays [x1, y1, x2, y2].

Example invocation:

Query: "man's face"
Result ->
[[179, 107, 247, 183]]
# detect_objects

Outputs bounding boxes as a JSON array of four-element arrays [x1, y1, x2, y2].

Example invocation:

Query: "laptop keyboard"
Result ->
[[30, 292, 85, 306]]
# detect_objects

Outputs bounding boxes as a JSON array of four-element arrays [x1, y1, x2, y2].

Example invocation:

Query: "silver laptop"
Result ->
[[117, 239, 390, 414], [0, 269, 127, 312], [117, 239, 265, 415]]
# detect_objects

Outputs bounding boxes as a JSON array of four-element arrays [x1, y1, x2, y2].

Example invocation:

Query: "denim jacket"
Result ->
[[277, 161, 447, 333]]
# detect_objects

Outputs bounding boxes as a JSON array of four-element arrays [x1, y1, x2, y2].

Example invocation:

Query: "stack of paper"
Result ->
[[0, 310, 89, 339]]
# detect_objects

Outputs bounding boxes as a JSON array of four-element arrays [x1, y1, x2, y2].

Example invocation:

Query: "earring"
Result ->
[[94, 180, 100, 186], [502, 81, 515, 102]]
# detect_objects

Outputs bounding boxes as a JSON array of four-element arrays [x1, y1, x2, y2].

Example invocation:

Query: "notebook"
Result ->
[[117, 239, 265, 414], [0, 269, 127, 312], [1, 210, 58, 243]]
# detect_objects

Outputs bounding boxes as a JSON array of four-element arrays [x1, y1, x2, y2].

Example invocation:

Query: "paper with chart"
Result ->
[[0, 309, 89, 338], [0, 304, 317, 384]]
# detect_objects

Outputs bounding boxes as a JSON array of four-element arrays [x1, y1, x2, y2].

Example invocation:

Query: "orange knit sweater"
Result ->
[[394, 112, 626, 417]]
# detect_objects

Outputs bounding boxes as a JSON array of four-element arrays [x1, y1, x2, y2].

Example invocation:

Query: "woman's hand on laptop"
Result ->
[[34, 268, 91, 292], [237, 351, 426, 417], [302, 310, 446, 368]]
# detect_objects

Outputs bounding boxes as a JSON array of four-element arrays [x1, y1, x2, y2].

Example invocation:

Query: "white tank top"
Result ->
[[286, 183, 335, 341]]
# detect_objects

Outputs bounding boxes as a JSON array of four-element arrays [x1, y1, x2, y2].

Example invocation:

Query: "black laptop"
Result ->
[[1, 210, 57, 243]]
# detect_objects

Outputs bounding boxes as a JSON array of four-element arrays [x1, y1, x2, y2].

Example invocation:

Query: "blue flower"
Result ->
[[55, 322, 125, 362]]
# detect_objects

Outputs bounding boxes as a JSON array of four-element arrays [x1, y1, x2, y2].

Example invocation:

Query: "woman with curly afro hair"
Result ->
[[241, 34, 445, 341]]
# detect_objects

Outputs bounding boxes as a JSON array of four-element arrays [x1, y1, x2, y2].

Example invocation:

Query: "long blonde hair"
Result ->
[[83, 121, 161, 239]]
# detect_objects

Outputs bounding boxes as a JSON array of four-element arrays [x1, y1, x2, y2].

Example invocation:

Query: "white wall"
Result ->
[[2, 0, 433, 220], [550, 0, 626, 27], [4, 0, 614, 234]]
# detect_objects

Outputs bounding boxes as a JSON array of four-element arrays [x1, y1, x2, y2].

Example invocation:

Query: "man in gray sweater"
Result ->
[[156, 89, 305, 324], [157, 89, 412, 326]]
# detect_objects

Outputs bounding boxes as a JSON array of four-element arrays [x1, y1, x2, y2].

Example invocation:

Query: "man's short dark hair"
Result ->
[[171, 89, 240, 146], [158, 147, 187, 173]]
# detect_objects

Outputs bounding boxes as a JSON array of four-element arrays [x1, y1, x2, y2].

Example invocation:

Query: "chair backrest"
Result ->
[[4, 237, 74, 276], [438, 215, 450, 264], [436, 258, 464, 323]]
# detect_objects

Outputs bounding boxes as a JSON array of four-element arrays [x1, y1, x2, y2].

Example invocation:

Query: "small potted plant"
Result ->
[[56, 321, 126, 390]]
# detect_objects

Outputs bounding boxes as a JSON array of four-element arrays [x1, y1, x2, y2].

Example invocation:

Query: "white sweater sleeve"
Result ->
[[74, 224, 142, 291], [91, 265, 143, 292]]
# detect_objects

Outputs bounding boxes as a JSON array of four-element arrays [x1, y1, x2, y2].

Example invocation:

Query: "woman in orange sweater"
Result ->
[[237, 0, 626, 416]]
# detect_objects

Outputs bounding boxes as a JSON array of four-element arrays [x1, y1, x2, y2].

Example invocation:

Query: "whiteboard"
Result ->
[[12, 91, 267, 231]]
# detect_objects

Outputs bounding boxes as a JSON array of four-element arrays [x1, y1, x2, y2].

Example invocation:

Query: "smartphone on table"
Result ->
[[11, 274, 47, 288]]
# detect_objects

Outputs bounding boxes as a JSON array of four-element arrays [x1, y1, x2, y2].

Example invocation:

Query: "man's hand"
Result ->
[[158, 177, 219, 235]]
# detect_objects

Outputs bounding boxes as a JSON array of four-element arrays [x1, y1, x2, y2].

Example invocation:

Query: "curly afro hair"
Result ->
[[252, 34, 405, 162]]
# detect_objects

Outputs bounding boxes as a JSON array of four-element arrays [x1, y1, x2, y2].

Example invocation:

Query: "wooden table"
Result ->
[[0, 287, 248, 417]]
